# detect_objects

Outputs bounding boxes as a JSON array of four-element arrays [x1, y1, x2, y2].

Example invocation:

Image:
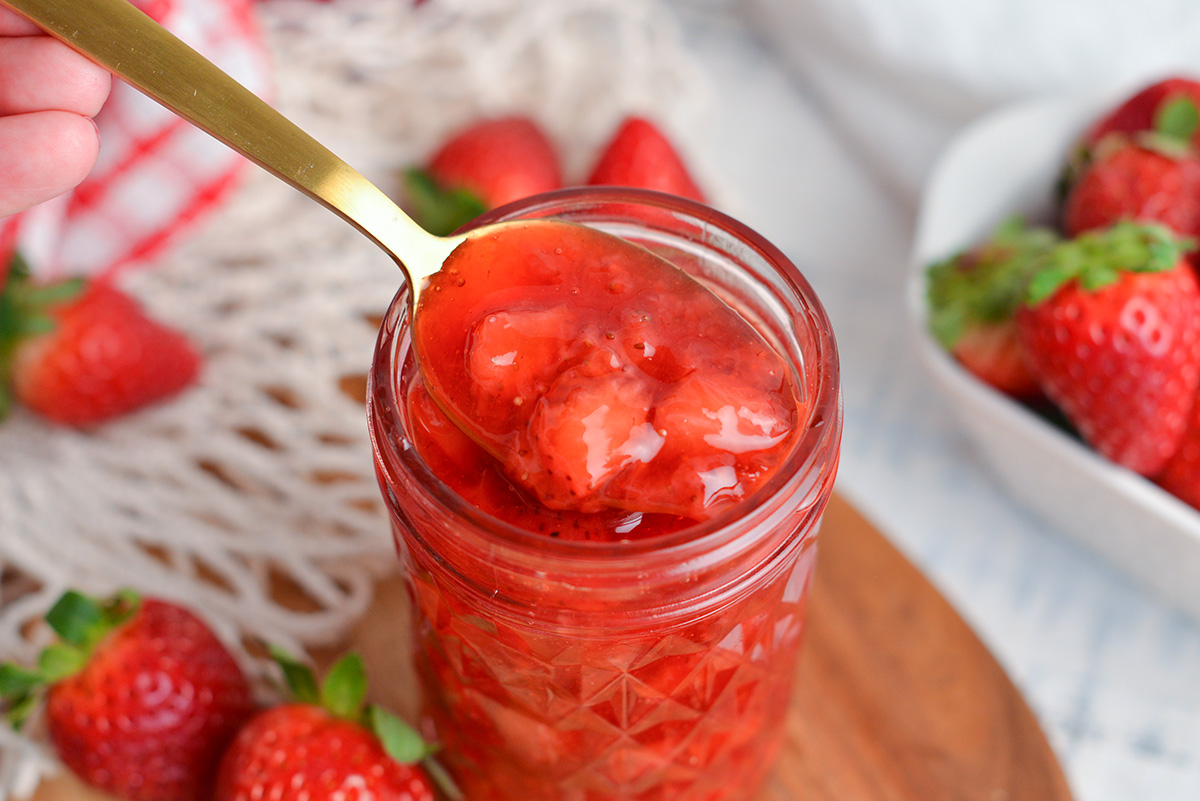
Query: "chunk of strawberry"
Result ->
[[602, 372, 795, 517], [655, 372, 794, 456], [466, 308, 585, 405], [518, 368, 659, 510], [413, 221, 803, 527]]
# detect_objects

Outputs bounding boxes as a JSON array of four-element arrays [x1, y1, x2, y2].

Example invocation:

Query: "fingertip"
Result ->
[[0, 37, 114, 117], [75, 56, 113, 118], [0, 8, 43, 36], [58, 43, 112, 118], [0, 111, 102, 217], [62, 109, 103, 165]]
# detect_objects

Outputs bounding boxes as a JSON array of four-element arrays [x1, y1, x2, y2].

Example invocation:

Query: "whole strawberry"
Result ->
[[0, 590, 255, 801], [215, 648, 456, 801], [404, 116, 561, 236], [0, 263, 201, 426], [587, 116, 706, 202], [1016, 222, 1200, 475], [925, 216, 1059, 399]]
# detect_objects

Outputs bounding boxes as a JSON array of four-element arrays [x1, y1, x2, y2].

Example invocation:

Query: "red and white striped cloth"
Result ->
[[0, 0, 271, 280]]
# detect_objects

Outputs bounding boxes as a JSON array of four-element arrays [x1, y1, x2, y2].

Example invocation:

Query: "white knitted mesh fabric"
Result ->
[[0, 0, 709, 793]]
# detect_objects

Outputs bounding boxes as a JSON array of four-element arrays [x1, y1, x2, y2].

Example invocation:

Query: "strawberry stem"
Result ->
[[23, 277, 86, 307], [5, 692, 39, 730], [421, 755, 465, 801]]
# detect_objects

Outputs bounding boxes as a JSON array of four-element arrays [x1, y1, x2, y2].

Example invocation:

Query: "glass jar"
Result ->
[[368, 188, 841, 801]]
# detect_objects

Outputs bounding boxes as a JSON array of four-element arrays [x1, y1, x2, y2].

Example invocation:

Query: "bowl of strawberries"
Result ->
[[910, 77, 1200, 621]]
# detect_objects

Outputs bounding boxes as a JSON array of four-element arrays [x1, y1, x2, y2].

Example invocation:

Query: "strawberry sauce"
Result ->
[[370, 191, 841, 801], [412, 220, 804, 534]]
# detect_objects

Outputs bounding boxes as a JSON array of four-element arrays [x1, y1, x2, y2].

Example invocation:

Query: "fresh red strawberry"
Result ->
[[1063, 137, 1200, 237], [1015, 222, 1200, 475], [1085, 77, 1200, 148], [925, 217, 1058, 399], [1155, 395, 1200, 509], [948, 322, 1042, 399], [1065, 88, 1200, 237], [0, 267, 200, 426], [404, 116, 561, 236], [586, 116, 706, 202], [0, 590, 255, 801], [215, 649, 456, 801]]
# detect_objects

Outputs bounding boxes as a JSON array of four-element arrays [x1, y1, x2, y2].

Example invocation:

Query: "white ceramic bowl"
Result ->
[[908, 90, 1200, 622]]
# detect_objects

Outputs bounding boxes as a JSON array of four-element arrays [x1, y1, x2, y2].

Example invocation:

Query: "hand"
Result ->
[[0, 7, 111, 217]]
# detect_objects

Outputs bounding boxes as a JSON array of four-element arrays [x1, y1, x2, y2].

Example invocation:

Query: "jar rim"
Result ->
[[368, 186, 841, 562]]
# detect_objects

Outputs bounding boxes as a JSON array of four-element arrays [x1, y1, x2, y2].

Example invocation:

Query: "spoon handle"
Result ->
[[3, 0, 456, 279]]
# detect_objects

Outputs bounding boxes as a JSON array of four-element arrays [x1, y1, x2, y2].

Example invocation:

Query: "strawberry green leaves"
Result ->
[[0, 589, 143, 729], [927, 218, 1191, 320], [369, 705, 436, 764], [322, 652, 369, 720], [0, 663, 42, 727], [1155, 97, 1200, 143], [0, 255, 85, 420], [45, 589, 138, 646], [269, 644, 320, 705], [1025, 221, 1189, 304], [925, 215, 1059, 349], [402, 168, 489, 237], [266, 646, 461, 799]]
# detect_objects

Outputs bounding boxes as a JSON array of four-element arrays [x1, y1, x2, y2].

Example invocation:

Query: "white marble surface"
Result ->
[[666, 3, 1200, 800]]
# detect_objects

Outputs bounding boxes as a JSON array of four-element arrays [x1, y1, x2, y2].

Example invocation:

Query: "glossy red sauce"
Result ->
[[411, 221, 804, 537]]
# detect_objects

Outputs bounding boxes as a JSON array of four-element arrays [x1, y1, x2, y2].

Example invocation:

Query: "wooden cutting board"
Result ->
[[33, 493, 1073, 801]]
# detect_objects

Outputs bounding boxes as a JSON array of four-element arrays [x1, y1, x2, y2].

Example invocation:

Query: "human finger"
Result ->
[[0, 36, 111, 117], [0, 6, 43, 36], [0, 110, 101, 217]]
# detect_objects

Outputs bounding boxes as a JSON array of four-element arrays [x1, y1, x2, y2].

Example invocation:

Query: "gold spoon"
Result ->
[[6, 0, 752, 461], [3, 0, 489, 307]]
